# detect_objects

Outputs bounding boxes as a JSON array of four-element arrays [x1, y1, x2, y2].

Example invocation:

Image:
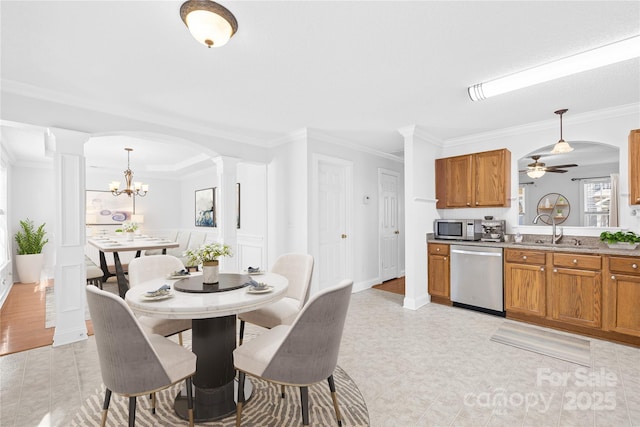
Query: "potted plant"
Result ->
[[14, 218, 49, 283], [184, 242, 232, 284], [121, 221, 139, 240], [600, 231, 640, 249]]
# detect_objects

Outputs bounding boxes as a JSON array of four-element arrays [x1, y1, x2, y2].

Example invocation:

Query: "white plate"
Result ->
[[143, 293, 173, 301], [247, 286, 273, 294], [245, 270, 263, 275], [167, 274, 190, 279]]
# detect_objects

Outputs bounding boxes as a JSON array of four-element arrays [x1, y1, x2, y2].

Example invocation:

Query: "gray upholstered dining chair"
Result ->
[[234, 279, 353, 427], [86, 285, 196, 427], [238, 253, 314, 345], [128, 255, 191, 345]]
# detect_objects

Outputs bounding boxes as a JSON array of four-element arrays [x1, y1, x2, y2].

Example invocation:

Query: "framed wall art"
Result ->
[[86, 190, 134, 225], [195, 187, 216, 227]]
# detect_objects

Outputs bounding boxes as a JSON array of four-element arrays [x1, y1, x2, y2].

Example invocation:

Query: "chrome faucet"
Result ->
[[533, 213, 563, 244]]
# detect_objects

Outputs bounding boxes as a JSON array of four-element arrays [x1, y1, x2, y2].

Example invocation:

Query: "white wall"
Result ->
[[179, 166, 218, 230], [10, 164, 56, 280]]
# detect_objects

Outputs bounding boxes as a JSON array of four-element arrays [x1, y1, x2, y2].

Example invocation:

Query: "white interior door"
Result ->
[[316, 157, 351, 291], [379, 169, 399, 281]]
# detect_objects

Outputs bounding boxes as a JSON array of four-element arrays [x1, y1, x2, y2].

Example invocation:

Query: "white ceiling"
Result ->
[[1, 1, 639, 173]]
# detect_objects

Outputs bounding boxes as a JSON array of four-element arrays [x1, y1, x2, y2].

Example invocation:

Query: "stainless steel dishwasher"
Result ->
[[450, 245, 504, 316]]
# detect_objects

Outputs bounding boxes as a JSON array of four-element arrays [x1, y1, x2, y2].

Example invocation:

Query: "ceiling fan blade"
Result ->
[[546, 169, 568, 173], [546, 164, 578, 169]]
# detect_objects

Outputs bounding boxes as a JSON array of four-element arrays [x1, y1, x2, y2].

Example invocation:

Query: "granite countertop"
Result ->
[[426, 234, 640, 257]]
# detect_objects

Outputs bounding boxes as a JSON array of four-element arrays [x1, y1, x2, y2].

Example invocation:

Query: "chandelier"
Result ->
[[109, 148, 148, 197]]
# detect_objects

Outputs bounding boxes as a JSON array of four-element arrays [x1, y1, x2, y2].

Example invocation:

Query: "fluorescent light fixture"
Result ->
[[468, 35, 640, 101]]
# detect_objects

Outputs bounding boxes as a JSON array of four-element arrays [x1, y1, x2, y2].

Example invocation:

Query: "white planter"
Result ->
[[15, 253, 44, 283], [202, 261, 219, 284]]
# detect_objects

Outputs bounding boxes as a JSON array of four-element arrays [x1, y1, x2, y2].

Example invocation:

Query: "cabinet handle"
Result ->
[[637, 197, 640, 202], [475, 202, 479, 205], [436, 248, 440, 252], [341, 234, 347, 239], [466, 203, 471, 206], [522, 255, 527, 260], [572, 259, 578, 264], [553, 268, 558, 273], [611, 275, 616, 280], [540, 267, 545, 272], [444, 257, 447, 261], [633, 264, 638, 269]]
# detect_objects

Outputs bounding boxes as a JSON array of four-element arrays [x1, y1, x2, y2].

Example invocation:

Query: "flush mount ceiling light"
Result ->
[[109, 148, 148, 197], [550, 108, 573, 154], [527, 166, 546, 179], [468, 35, 640, 101], [180, 0, 238, 48]]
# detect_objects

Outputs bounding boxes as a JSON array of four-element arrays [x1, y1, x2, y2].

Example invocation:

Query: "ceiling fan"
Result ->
[[519, 155, 578, 178]]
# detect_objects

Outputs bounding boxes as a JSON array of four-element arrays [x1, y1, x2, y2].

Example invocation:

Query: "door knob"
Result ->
[[341, 234, 347, 239], [394, 230, 400, 234]]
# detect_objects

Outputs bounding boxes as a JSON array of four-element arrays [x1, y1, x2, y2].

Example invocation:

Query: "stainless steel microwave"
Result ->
[[434, 219, 482, 241]]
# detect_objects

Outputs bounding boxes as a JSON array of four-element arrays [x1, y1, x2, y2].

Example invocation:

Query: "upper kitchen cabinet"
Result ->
[[435, 148, 511, 208], [629, 129, 640, 205]]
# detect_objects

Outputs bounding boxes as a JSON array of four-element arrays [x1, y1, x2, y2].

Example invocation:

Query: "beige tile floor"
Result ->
[[1, 288, 639, 426]]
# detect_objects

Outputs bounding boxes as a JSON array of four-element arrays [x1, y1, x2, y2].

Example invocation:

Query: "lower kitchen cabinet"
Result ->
[[549, 267, 602, 329], [504, 249, 547, 317], [549, 253, 602, 329], [606, 256, 640, 337], [428, 243, 450, 302]]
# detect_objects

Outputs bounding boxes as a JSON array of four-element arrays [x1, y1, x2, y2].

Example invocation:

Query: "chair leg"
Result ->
[[327, 375, 343, 426], [239, 320, 246, 345], [299, 386, 310, 426], [281, 384, 286, 398], [178, 332, 183, 346], [151, 392, 156, 414], [236, 371, 246, 427], [186, 377, 194, 427], [100, 388, 112, 427], [128, 396, 137, 427]]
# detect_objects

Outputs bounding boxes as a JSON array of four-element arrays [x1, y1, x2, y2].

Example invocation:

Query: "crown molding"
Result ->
[[398, 125, 445, 148], [307, 129, 404, 163], [445, 103, 640, 146], [1, 79, 272, 147]]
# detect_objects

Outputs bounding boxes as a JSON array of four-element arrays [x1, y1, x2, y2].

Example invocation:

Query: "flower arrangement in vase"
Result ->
[[184, 242, 233, 284]]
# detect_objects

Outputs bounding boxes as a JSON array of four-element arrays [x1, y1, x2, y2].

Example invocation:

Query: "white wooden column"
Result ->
[[51, 127, 90, 347], [399, 126, 443, 310], [214, 156, 240, 272]]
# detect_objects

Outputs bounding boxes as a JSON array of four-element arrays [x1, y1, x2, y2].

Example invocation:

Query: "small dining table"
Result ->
[[88, 235, 180, 298], [125, 271, 288, 422]]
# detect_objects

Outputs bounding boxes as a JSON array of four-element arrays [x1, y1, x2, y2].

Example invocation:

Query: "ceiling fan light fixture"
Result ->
[[527, 167, 546, 179], [468, 35, 640, 101], [180, 0, 238, 48], [550, 108, 574, 154]]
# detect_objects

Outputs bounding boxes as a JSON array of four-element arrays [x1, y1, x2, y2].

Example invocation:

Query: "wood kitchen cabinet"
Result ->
[[435, 148, 510, 208], [605, 256, 640, 337], [629, 129, 640, 205], [504, 249, 547, 317], [428, 243, 450, 304], [549, 253, 602, 329]]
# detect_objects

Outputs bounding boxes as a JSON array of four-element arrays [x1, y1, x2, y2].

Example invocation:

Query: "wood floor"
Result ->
[[0, 281, 93, 356], [372, 276, 405, 295]]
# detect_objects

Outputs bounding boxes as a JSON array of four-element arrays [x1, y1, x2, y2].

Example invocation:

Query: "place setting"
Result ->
[[142, 284, 173, 301], [246, 280, 273, 294]]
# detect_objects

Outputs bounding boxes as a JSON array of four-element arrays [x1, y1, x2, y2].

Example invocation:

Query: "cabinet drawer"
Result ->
[[609, 256, 640, 275], [553, 253, 601, 270], [505, 249, 546, 265], [429, 243, 450, 255]]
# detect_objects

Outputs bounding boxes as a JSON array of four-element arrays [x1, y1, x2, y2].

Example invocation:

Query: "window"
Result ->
[[582, 178, 611, 227]]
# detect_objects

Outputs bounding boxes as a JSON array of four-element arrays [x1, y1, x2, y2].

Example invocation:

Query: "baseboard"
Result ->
[[352, 277, 381, 293], [53, 327, 88, 347]]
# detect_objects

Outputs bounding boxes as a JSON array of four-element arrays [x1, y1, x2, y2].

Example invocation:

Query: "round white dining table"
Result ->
[[125, 272, 288, 422]]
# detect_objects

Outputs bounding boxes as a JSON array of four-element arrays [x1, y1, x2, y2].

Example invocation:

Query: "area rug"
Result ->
[[70, 366, 369, 426], [490, 321, 591, 366]]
